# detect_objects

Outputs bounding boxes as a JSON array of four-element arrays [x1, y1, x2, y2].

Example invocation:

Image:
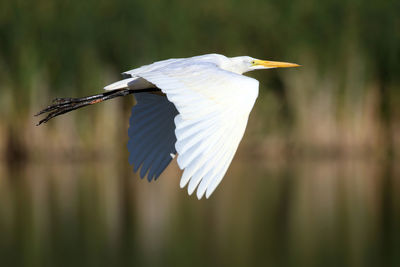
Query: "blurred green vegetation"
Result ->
[[0, 0, 399, 161]]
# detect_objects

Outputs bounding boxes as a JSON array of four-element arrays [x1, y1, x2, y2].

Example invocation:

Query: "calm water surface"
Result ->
[[0, 157, 399, 267]]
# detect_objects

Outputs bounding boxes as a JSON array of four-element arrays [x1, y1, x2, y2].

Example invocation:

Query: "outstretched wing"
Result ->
[[128, 93, 178, 181], [138, 63, 259, 199]]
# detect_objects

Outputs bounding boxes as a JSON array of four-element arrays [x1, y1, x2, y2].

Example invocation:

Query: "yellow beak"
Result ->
[[253, 59, 301, 68]]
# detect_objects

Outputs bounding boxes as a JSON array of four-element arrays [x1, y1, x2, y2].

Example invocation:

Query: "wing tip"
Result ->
[[187, 183, 196, 195], [196, 189, 205, 200]]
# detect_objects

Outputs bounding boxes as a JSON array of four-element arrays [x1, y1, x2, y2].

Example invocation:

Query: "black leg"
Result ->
[[35, 88, 160, 126]]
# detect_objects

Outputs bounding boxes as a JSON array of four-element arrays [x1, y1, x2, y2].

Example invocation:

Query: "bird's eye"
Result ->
[[251, 61, 256, 65]]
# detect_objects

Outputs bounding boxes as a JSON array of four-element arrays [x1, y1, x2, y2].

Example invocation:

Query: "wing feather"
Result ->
[[138, 117, 174, 179], [137, 63, 258, 198], [127, 93, 178, 180], [133, 114, 173, 173], [191, 115, 241, 198], [147, 132, 177, 181]]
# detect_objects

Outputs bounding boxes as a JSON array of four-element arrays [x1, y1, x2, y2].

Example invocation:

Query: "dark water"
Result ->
[[0, 157, 399, 267]]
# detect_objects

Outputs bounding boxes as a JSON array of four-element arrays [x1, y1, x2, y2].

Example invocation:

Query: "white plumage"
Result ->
[[105, 54, 299, 199]]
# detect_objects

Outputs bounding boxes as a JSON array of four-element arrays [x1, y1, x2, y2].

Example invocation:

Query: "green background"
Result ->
[[0, 0, 399, 266]]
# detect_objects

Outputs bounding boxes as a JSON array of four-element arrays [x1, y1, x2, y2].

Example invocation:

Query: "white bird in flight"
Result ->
[[36, 54, 300, 199]]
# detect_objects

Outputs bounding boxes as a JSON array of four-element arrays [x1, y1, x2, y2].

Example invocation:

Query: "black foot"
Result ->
[[35, 96, 98, 125], [35, 88, 160, 126]]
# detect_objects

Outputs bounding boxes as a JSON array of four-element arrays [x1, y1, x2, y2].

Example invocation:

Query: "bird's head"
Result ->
[[229, 56, 300, 74]]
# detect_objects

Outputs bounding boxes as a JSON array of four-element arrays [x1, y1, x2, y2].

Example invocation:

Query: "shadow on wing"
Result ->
[[127, 93, 178, 181]]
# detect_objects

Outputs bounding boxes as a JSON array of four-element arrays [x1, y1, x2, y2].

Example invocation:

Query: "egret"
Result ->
[[36, 54, 300, 199]]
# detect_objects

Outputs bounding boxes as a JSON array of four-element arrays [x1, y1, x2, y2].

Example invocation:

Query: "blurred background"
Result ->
[[0, 0, 399, 266]]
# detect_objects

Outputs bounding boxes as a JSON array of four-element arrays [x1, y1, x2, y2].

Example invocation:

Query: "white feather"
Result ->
[[104, 77, 137, 90], [137, 62, 258, 198]]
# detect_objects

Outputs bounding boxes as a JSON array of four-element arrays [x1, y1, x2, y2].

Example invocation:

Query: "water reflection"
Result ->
[[0, 157, 399, 267]]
